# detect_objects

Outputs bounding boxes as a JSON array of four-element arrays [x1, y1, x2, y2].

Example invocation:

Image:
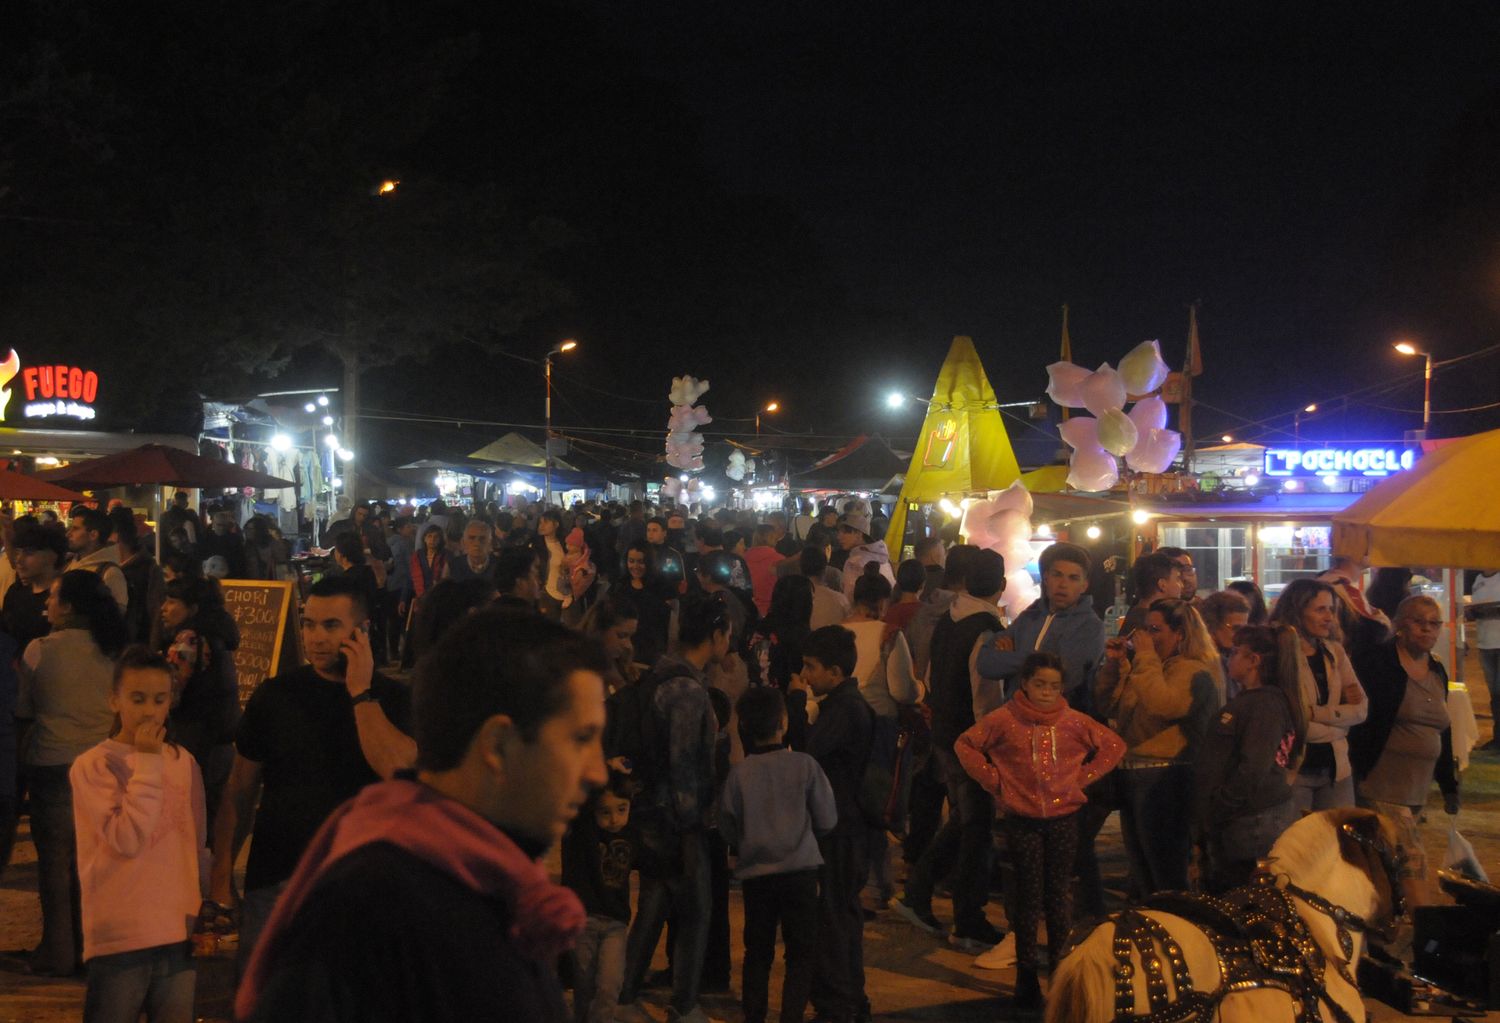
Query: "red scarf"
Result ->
[[1007, 688, 1069, 726], [236, 779, 585, 1019]]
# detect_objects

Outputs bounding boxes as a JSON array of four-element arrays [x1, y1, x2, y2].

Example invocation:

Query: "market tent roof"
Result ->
[[885, 335, 1022, 550], [1333, 427, 1500, 569], [468, 432, 578, 471], [789, 435, 907, 492], [399, 458, 608, 491], [0, 428, 196, 459], [0, 467, 91, 502], [38, 443, 294, 490]]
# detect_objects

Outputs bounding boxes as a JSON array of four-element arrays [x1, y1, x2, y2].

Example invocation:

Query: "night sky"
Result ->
[[4, 2, 1500, 472]]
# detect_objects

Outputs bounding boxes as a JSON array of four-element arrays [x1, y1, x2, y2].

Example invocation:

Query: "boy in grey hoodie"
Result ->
[[720, 687, 836, 1023]]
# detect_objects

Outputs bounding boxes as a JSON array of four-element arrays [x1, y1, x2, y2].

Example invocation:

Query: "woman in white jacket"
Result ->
[[1269, 578, 1367, 810]]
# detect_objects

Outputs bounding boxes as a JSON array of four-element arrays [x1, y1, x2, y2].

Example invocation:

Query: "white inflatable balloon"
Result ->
[[1125, 428, 1183, 474], [1058, 416, 1101, 451], [1097, 408, 1139, 456], [1119, 340, 1170, 395], [1067, 445, 1120, 491], [1080, 365, 1127, 418], [1127, 395, 1168, 434], [1045, 362, 1091, 408]]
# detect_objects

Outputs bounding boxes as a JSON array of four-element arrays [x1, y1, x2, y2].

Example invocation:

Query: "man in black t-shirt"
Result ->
[[2, 523, 65, 653], [211, 575, 415, 977]]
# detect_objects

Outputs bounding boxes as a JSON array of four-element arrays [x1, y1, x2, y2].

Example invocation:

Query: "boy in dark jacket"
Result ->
[[562, 772, 639, 1023], [793, 626, 875, 1023]]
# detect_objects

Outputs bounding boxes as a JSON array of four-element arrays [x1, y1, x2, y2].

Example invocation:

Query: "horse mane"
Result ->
[[1261, 807, 1392, 921]]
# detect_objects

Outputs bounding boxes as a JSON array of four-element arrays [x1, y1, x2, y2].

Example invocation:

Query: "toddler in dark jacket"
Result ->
[[561, 772, 638, 1023]]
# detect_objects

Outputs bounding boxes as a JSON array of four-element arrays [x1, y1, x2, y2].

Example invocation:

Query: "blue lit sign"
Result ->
[[1263, 446, 1416, 478]]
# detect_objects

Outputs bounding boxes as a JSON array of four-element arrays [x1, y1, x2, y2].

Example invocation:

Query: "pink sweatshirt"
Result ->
[[955, 691, 1126, 819], [70, 739, 210, 960]]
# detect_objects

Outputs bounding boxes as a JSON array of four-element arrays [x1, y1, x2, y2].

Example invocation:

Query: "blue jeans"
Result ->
[[236, 880, 289, 981], [29, 762, 81, 974], [84, 942, 195, 1023], [572, 915, 628, 1023], [622, 830, 710, 1017], [1207, 799, 1298, 892], [1118, 763, 1193, 897], [1292, 766, 1354, 813]]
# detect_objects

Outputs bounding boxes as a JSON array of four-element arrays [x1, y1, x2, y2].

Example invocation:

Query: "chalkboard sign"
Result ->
[[222, 579, 299, 705]]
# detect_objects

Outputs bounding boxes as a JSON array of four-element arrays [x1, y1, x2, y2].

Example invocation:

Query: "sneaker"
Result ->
[[891, 898, 948, 938], [973, 931, 1018, 970], [950, 919, 1006, 952], [665, 1006, 726, 1023]]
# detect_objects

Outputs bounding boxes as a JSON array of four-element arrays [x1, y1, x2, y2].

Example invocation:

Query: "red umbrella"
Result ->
[[37, 443, 295, 490], [0, 467, 91, 502]]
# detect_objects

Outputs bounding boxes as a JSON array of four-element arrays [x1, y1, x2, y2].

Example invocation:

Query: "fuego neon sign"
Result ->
[[0, 350, 101, 422]]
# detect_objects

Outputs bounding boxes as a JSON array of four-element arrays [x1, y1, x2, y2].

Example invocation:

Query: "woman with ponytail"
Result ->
[[16, 569, 130, 976], [1194, 624, 1308, 891]]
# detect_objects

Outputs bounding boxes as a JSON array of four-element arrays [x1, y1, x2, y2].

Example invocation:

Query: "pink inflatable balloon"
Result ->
[[986, 509, 1030, 553], [988, 480, 1034, 519], [963, 501, 998, 543], [1079, 365, 1127, 418], [1125, 428, 1183, 474], [1097, 408, 1139, 456], [1067, 445, 1120, 491], [1058, 416, 1100, 451], [1046, 362, 1092, 408], [1127, 395, 1168, 434]]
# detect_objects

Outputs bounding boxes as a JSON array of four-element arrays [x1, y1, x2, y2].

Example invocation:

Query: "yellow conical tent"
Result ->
[[884, 336, 1024, 554]]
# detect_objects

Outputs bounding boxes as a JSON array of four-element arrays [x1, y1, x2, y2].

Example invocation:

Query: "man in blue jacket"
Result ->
[[978, 542, 1106, 711]]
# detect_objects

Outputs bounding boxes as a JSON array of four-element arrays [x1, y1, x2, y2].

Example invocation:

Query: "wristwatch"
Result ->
[[350, 689, 379, 707]]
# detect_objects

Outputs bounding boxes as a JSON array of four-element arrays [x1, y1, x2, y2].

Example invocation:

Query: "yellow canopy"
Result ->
[[1332, 427, 1500, 569], [884, 336, 1024, 552]]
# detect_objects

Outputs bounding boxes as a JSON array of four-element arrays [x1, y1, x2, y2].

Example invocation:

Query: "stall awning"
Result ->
[[0, 428, 197, 459], [400, 458, 608, 491], [789, 434, 908, 493], [1140, 492, 1364, 520]]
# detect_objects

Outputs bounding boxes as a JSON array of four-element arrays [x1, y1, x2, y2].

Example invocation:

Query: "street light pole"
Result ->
[[543, 339, 578, 508], [756, 401, 780, 436], [1394, 342, 1433, 437]]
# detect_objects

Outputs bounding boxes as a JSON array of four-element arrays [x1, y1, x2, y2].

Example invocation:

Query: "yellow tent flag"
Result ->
[[884, 335, 1024, 555]]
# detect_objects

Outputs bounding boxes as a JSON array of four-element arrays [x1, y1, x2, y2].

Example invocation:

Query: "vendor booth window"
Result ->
[[1158, 523, 1247, 598], [1257, 522, 1331, 600]]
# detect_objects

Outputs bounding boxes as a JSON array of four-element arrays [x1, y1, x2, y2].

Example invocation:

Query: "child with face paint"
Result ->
[[70, 646, 210, 1023]]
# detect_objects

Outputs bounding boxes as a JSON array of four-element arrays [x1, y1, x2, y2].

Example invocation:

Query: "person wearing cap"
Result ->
[[837, 511, 895, 602]]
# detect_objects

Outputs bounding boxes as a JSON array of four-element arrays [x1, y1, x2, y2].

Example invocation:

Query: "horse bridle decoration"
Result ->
[[1105, 822, 1408, 1023]]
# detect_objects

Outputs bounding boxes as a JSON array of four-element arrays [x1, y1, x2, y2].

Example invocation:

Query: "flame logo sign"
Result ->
[[0, 350, 18, 422]]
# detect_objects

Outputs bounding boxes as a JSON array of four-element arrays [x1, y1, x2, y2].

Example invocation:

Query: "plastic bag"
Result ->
[[1444, 816, 1490, 884]]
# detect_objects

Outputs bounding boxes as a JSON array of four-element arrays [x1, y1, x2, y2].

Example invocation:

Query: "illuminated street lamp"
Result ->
[[1293, 403, 1317, 442], [544, 340, 579, 507], [1393, 341, 1432, 435], [756, 401, 780, 435]]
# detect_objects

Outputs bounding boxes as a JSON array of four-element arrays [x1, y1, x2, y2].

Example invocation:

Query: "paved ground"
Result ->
[[3, 678, 1498, 1021]]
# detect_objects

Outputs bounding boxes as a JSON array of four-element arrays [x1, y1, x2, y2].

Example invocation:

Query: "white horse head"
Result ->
[[1046, 808, 1409, 1023]]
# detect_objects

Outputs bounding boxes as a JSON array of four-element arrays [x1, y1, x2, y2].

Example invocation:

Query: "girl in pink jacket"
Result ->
[[955, 651, 1125, 1008], [71, 648, 209, 1023]]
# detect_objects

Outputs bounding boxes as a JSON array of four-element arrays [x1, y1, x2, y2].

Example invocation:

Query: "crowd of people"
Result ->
[[0, 491, 1481, 1022]]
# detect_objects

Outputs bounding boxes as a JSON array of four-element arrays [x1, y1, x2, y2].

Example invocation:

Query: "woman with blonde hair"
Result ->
[[1269, 578, 1367, 811], [1097, 597, 1222, 896]]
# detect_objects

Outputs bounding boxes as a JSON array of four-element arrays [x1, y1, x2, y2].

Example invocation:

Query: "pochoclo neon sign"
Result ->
[[1263, 446, 1415, 478], [0, 349, 101, 422]]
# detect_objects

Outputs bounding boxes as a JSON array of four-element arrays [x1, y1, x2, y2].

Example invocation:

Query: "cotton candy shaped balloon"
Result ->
[[986, 509, 1031, 556], [725, 450, 747, 482], [962, 499, 999, 545], [1001, 569, 1041, 619], [1079, 365, 1127, 419], [1067, 445, 1120, 491], [1118, 340, 1170, 395], [1125, 428, 1183, 474], [669, 375, 711, 407], [1045, 362, 1091, 408], [1097, 408, 1139, 456], [988, 480, 1034, 521], [1127, 395, 1168, 434], [1058, 416, 1100, 451]]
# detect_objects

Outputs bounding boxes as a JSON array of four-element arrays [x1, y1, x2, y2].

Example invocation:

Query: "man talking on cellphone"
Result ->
[[210, 575, 416, 978]]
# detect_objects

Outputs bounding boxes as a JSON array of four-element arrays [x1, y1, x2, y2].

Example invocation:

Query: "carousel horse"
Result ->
[[1045, 808, 1407, 1023]]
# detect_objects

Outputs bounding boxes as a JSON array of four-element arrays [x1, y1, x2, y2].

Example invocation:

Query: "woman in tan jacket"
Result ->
[[1097, 598, 1223, 896], [1270, 578, 1367, 811]]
